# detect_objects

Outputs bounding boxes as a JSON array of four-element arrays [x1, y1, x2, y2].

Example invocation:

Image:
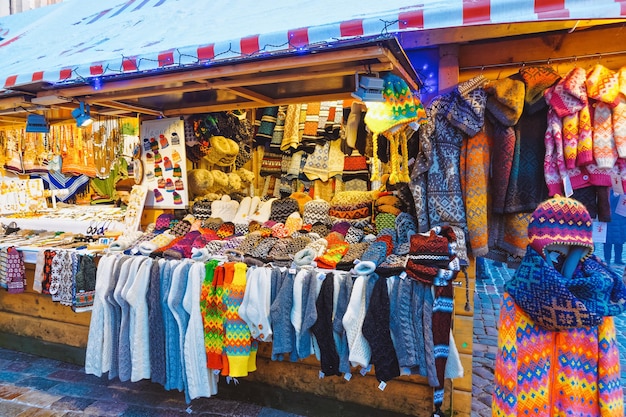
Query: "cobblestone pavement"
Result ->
[[471, 250, 626, 417]]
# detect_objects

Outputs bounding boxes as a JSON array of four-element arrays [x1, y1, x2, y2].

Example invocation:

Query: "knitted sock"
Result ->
[[311, 273, 341, 376], [360, 241, 388, 267], [362, 275, 400, 382]]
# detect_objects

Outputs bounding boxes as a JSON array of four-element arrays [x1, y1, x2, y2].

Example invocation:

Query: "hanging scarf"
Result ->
[[506, 246, 626, 331]]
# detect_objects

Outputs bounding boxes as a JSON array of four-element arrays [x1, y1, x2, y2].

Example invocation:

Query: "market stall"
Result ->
[[1, 1, 626, 417]]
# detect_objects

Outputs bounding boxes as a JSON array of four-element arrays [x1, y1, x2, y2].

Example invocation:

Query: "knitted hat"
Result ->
[[518, 66, 560, 112], [303, 199, 331, 226], [173, 191, 182, 205], [159, 134, 169, 149], [344, 225, 364, 244], [485, 77, 525, 126], [234, 223, 249, 236], [165, 178, 174, 192], [270, 197, 300, 223], [284, 212, 303, 235], [330, 221, 351, 237], [153, 188, 164, 203], [527, 195, 594, 260], [271, 222, 290, 238], [204, 136, 239, 167], [248, 236, 278, 260], [310, 222, 331, 238], [203, 217, 224, 231], [150, 137, 159, 152], [154, 151, 162, 164], [336, 241, 369, 270], [363, 73, 427, 182], [164, 230, 201, 259], [173, 165, 182, 178], [217, 222, 235, 239], [289, 191, 312, 214]]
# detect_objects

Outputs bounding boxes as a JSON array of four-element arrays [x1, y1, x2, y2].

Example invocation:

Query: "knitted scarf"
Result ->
[[506, 246, 626, 331]]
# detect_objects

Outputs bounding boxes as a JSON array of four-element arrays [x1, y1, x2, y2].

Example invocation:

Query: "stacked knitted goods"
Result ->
[[329, 191, 376, 228]]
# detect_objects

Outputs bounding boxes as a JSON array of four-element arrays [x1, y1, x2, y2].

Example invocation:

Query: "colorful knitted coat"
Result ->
[[493, 292, 623, 417]]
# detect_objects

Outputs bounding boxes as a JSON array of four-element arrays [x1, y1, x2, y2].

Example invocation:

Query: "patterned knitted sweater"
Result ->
[[493, 292, 624, 417]]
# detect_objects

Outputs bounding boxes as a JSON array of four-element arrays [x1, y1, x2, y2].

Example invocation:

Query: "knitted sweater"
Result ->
[[493, 292, 624, 417], [148, 259, 166, 386], [167, 260, 193, 394]]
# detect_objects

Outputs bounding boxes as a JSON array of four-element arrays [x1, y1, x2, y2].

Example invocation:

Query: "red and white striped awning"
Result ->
[[0, 0, 624, 90]]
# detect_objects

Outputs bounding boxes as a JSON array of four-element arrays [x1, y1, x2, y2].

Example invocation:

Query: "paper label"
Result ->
[[378, 381, 387, 391], [344, 372, 352, 381], [592, 221, 607, 243], [563, 176, 573, 197], [615, 194, 626, 217], [319, 371, 325, 379], [611, 171, 625, 195]]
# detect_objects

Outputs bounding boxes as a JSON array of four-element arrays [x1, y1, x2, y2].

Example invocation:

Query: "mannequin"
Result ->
[[492, 196, 626, 417]]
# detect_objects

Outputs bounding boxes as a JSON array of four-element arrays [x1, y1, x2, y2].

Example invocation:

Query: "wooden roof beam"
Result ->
[[222, 87, 274, 106], [33, 45, 393, 100]]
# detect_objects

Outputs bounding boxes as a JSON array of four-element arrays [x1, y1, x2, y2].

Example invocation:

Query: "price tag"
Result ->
[[399, 271, 407, 280], [378, 381, 387, 391], [592, 221, 607, 243], [344, 372, 352, 381], [319, 371, 325, 379]]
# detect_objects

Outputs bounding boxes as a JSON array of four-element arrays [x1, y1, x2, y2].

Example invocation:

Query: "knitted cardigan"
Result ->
[[493, 292, 624, 417], [410, 76, 487, 233]]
